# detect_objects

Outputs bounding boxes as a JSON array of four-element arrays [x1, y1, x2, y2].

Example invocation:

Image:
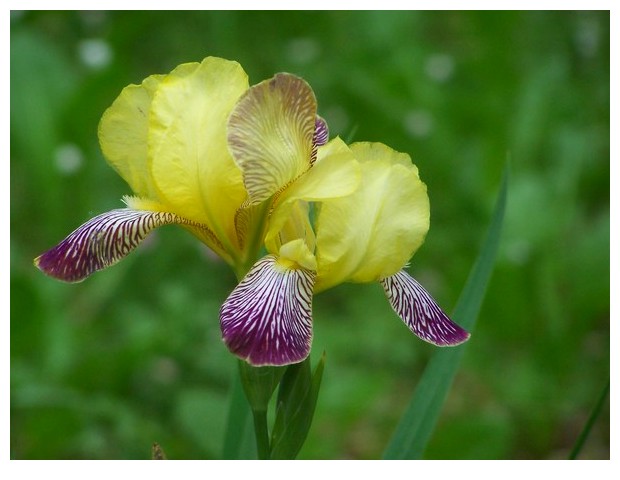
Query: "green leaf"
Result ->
[[569, 379, 610, 459], [270, 353, 326, 459], [383, 164, 509, 459], [221, 371, 256, 459]]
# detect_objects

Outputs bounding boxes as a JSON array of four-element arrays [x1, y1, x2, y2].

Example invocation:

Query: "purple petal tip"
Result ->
[[381, 270, 470, 347]]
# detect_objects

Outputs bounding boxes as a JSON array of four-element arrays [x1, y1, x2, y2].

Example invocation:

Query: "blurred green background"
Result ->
[[10, 11, 609, 459]]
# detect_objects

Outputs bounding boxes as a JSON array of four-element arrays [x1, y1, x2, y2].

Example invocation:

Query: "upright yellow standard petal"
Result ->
[[148, 57, 249, 256], [315, 142, 430, 293], [227, 73, 317, 204], [98, 74, 163, 199]]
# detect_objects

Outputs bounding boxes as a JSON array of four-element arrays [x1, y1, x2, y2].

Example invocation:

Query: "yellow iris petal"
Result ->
[[227, 73, 317, 204], [264, 137, 360, 250], [315, 142, 430, 293], [148, 57, 249, 255], [285, 137, 360, 202], [98, 74, 163, 198]]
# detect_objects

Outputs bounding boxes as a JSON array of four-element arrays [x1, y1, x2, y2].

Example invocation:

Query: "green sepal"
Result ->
[[238, 360, 285, 412], [270, 352, 326, 459]]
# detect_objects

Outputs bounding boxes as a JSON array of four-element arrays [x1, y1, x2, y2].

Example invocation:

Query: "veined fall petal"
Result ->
[[34, 201, 214, 283], [315, 142, 429, 292], [381, 270, 470, 346], [220, 254, 315, 367]]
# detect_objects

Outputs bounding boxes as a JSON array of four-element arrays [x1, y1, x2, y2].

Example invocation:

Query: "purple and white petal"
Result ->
[[313, 116, 329, 147], [381, 270, 470, 346], [35, 208, 195, 283], [220, 255, 315, 366], [310, 115, 329, 166]]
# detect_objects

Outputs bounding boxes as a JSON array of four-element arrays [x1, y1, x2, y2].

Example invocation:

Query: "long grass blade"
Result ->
[[568, 379, 610, 459], [222, 372, 256, 459], [383, 164, 509, 459]]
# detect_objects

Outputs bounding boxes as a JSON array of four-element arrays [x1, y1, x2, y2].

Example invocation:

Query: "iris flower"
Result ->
[[35, 56, 469, 368]]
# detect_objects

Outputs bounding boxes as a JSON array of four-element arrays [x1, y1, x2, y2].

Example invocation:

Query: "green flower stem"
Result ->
[[251, 408, 271, 459], [237, 361, 286, 459], [231, 199, 324, 460]]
